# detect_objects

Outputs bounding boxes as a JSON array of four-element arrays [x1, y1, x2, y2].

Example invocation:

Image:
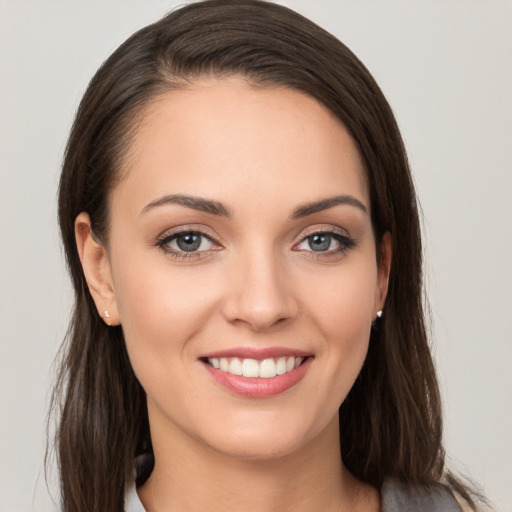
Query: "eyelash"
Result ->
[[155, 227, 356, 261], [292, 228, 356, 259], [156, 228, 220, 261]]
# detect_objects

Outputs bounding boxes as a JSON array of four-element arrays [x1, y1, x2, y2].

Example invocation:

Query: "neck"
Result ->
[[137, 415, 379, 512]]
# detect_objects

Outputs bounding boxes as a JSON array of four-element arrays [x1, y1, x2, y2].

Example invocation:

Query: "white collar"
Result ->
[[125, 482, 146, 512]]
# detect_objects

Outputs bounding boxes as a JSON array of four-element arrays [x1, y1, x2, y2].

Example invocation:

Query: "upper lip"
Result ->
[[199, 347, 313, 360]]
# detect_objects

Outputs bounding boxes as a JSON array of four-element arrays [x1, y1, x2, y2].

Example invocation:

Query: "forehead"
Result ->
[[113, 77, 369, 216]]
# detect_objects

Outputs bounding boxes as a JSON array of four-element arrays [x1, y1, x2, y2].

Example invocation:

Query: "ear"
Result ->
[[374, 231, 392, 316], [75, 212, 120, 326]]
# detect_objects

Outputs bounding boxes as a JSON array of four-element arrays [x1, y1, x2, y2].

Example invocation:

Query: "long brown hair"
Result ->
[[51, 1, 477, 510]]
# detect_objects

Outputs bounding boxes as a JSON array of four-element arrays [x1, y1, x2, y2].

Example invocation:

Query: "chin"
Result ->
[[209, 435, 307, 462], [199, 413, 332, 462]]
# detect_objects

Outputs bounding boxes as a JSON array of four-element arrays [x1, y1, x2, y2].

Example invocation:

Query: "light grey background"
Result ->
[[0, 1, 510, 511]]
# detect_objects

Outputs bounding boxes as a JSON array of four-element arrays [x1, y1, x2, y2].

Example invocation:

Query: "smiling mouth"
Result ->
[[200, 350, 313, 398], [202, 356, 308, 379]]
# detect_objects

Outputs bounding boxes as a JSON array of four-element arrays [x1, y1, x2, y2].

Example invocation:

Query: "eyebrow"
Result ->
[[291, 195, 367, 218], [141, 194, 232, 217], [140, 193, 367, 218]]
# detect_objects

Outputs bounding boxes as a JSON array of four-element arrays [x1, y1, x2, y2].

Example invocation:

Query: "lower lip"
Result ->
[[202, 357, 313, 398]]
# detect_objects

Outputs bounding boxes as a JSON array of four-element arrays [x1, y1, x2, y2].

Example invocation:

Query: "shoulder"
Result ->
[[125, 477, 468, 512], [381, 479, 463, 512]]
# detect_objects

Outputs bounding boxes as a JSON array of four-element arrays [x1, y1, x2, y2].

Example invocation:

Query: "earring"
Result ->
[[103, 310, 111, 326], [371, 310, 383, 330]]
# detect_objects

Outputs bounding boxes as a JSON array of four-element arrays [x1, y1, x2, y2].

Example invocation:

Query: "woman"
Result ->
[[51, 0, 480, 510]]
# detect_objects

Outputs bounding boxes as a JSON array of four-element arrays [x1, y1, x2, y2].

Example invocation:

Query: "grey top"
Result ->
[[381, 479, 462, 512], [125, 478, 462, 511]]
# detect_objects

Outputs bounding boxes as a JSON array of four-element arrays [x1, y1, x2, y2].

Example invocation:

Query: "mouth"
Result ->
[[201, 355, 307, 378], [199, 349, 314, 398]]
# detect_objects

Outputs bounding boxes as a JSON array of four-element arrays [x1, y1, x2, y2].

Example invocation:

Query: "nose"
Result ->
[[222, 249, 298, 332]]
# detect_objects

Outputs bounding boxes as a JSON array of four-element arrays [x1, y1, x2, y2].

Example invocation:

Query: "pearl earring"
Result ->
[[104, 310, 111, 326], [376, 310, 383, 319]]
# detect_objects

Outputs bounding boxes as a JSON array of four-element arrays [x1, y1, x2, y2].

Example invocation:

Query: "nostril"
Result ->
[[220, 269, 299, 332]]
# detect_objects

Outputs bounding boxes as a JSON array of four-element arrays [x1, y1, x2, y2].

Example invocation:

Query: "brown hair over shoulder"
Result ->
[[50, 1, 478, 510]]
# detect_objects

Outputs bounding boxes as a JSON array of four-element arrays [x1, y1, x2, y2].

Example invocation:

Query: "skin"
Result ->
[[76, 77, 391, 511]]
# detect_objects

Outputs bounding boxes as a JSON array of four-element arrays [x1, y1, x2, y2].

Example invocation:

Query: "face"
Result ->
[[84, 77, 390, 460]]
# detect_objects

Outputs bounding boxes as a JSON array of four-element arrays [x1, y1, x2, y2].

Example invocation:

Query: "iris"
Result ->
[[176, 233, 202, 252], [308, 233, 331, 251]]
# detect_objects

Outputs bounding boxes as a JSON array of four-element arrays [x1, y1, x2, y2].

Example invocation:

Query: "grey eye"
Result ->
[[307, 233, 332, 251], [157, 230, 217, 258], [176, 233, 203, 252]]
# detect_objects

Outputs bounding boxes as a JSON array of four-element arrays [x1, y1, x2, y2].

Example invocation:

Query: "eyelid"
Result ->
[[155, 224, 221, 243], [292, 225, 356, 256], [293, 224, 352, 245], [155, 225, 223, 260]]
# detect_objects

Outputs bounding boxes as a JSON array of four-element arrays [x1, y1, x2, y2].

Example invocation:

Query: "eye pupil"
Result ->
[[177, 233, 202, 252], [308, 233, 331, 251]]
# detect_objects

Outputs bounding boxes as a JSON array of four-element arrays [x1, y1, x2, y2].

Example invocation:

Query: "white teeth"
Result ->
[[259, 358, 276, 378], [229, 358, 243, 376], [276, 357, 287, 375], [242, 358, 259, 377], [208, 356, 307, 377]]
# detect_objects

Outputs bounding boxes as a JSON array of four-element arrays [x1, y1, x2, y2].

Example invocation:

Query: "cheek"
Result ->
[[111, 252, 220, 374], [303, 255, 378, 336], [303, 256, 377, 395]]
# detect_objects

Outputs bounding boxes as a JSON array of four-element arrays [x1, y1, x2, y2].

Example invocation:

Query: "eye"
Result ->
[[157, 230, 218, 257], [294, 230, 355, 254], [303, 233, 333, 252], [173, 232, 210, 252]]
